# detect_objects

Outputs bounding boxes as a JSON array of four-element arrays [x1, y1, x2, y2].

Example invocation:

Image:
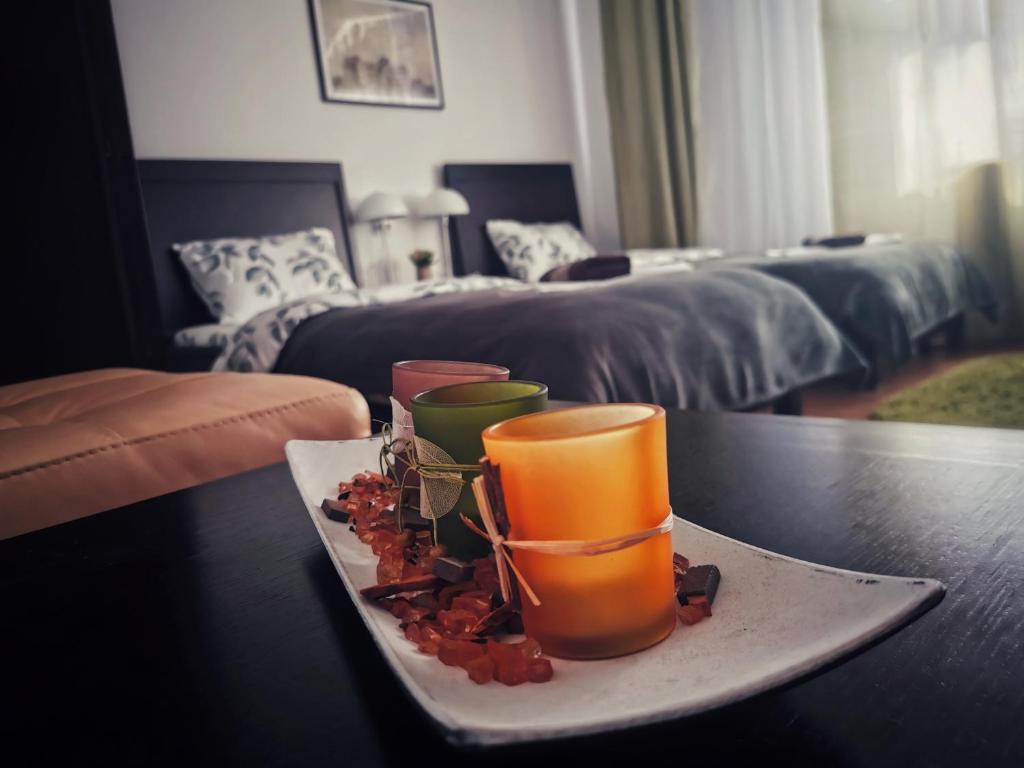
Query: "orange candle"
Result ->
[[481, 404, 676, 659]]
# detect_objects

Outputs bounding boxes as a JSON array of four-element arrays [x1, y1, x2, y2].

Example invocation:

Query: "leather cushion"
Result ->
[[0, 368, 370, 539]]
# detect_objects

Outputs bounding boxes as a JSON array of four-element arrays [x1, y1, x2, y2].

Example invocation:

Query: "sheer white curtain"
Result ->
[[687, 0, 834, 251], [823, 0, 998, 237], [991, 0, 1024, 336], [823, 0, 1024, 336]]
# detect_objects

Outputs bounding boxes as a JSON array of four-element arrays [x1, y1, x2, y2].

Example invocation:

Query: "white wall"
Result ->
[[112, 0, 617, 285]]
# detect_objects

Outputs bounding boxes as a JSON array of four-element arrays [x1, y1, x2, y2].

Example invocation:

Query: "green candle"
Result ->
[[410, 381, 548, 559]]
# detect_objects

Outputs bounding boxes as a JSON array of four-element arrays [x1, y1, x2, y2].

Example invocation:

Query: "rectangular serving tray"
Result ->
[[286, 437, 944, 747]]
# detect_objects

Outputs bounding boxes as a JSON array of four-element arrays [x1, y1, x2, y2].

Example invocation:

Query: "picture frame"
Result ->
[[309, 0, 444, 110]]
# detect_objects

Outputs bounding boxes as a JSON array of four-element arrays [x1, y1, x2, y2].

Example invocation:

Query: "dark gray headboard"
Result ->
[[136, 159, 356, 341], [442, 163, 582, 276]]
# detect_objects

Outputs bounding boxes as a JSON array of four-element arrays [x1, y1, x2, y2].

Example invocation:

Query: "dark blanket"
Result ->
[[275, 269, 865, 411], [701, 242, 998, 363]]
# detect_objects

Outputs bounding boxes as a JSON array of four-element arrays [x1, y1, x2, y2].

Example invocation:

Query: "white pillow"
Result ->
[[175, 227, 356, 324], [485, 220, 596, 282], [172, 323, 240, 349], [627, 248, 723, 274]]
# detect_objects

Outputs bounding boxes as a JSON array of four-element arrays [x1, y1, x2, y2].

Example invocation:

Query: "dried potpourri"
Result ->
[[327, 471, 557, 686], [333, 472, 445, 583]]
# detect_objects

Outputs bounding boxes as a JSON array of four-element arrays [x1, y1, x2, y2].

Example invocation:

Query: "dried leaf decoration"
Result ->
[[414, 435, 465, 520]]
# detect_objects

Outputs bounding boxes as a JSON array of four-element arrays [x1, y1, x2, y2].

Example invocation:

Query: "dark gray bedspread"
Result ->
[[274, 269, 865, 411], [699, 241, 997, 363]]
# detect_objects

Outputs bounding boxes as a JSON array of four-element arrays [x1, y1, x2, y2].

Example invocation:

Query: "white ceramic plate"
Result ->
[[286, 438, 944, 747]]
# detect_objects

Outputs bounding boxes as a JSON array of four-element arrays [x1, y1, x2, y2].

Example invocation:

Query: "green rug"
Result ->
[[871, 353, 1024, 429]]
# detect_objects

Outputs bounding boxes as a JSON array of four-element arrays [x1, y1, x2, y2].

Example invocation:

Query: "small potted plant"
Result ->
[[409, 249, 435, 281]]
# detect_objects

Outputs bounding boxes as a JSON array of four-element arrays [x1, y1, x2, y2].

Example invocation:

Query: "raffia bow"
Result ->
[[466, 475, 675, 607], [379, 421, 481, 527]]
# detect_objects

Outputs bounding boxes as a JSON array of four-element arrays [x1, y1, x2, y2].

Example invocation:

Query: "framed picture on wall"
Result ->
[[309, 0, 444, 109]]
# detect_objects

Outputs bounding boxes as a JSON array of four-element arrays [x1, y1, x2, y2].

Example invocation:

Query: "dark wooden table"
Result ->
[[3, 412, 1023, 766]]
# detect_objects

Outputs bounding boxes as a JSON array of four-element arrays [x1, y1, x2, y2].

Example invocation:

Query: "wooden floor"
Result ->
[[802, 342, 1024, 421]]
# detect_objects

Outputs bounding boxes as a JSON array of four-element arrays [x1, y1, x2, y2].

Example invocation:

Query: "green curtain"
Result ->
[[600, 0, 698, 248]]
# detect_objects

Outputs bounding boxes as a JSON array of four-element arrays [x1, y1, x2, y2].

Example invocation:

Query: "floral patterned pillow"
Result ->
[[485, 220, 596, 282], [172, 323, 240, 349], [175, 228, 356, 323]]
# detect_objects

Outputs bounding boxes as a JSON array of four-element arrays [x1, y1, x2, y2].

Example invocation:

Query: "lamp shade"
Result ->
[[414, 188, 470, 218], [357, 192, 409, 222]]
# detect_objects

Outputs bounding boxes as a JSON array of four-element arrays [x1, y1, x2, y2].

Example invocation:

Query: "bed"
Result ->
[[137, 159, 358, 372], [444, 163, 997, 386], [135, 159, 865, 414], [696, 244, 997, 384]]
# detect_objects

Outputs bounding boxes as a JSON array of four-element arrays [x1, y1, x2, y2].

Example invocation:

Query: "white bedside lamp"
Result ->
[[414, 188, 470, 277], [357, 192, 409, 283]]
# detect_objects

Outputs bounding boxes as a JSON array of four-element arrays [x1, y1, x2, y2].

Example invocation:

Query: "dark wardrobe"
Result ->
[[2, 0, 152, 385]]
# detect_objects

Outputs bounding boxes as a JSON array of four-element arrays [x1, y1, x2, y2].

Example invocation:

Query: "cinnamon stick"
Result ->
[[479, 458, 510, 537], [478, 458, 521, 611]]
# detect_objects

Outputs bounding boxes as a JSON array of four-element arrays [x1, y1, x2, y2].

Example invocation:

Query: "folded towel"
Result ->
[[801, 233, 904, 248], [801, 234, 866, 248]]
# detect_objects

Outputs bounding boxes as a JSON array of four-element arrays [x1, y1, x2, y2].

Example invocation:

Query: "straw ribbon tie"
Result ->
[[379, 423, 481, 523], [467, 476, 674, 608]]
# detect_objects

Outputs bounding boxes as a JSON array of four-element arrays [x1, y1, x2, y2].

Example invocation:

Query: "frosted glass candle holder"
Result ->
[[392, 360, 509, 411], [410, 381, 547, 560], [482, 404, 676, 659]]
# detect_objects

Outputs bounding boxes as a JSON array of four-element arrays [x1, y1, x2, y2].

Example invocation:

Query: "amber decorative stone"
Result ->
[[676, 604, 706, 625], [518, 638, 542, 659], [673, 553, 690, 584], [420, 623, 442, 642], [342, 466, 565, 688], [438, 582, 477, 610], [417, 640, 440, 656], [465, 655, 495, 684], [487, 638, 531, 686], [472, 557, 500, 594], [401, 606, 434, 625], [438, 638, 485, 668], [439, 609, 478, 637], [452, 591, 492, 618], [494, 659, 529, 686], [527, 658, 554, 683], [689, 596, 712, 617], [376, 547, 405, 584], [371, 531, 396, 555], [388, 599, 411, 619]]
